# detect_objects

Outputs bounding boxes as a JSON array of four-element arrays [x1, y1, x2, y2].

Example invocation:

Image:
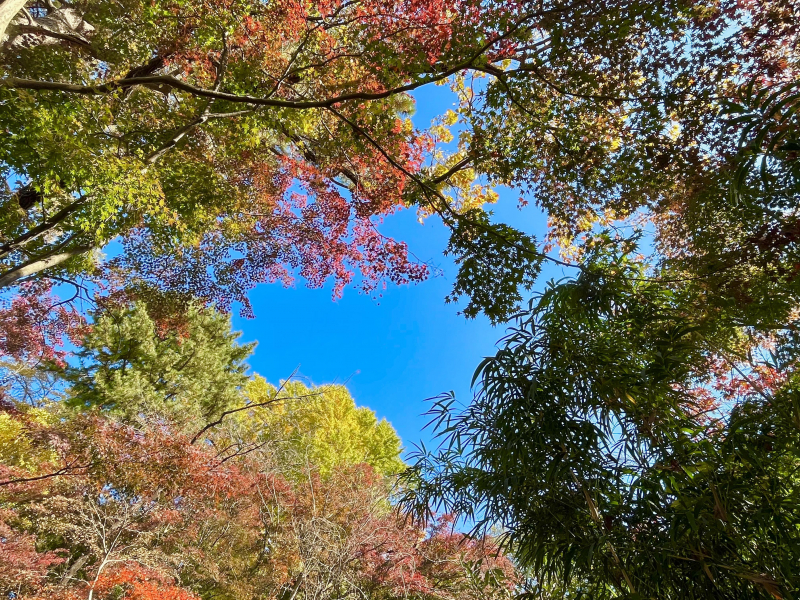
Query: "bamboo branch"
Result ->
[[569, 469, 638, 597]]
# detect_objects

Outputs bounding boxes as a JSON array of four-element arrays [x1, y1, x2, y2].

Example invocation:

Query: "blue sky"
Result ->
[[232, 85, 569, 456]]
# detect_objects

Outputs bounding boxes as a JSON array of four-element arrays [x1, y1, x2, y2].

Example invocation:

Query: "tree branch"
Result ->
[[1, 9, 553, 109], [0, 459, 92, 487], [190, 390, 322, 444], [11, 23, 97, 56], [2, 69, 458, 108], [0, 244, 92, 289], [326, 105, 579, 271], [0, 197, 87, 260]]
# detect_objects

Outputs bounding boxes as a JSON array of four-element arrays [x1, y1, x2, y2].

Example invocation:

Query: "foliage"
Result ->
[[402, 250, 800, 598], [0, 403, 249, 600], [0, 280, 87, 366], [242, 377, 406, 477], [445, 209, 541, 324], [429, 1, 798, 255], [0, 304, 519, 599], [724, 79, 800, 202], [0, 401, 57, 472], [3, 2, 800, 599], [56, 302, 253, 426], [186, 461, 517, 600], [393, 17, 800, 594], [0, 0, 509, 317], [0, 399, 517, 600], [3, 0, 797, 329]]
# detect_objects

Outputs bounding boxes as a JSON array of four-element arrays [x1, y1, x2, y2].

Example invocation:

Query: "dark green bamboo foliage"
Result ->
[[658, 79, 800, 325], [59, 303, 254, 425], [401, 251, 800, 599], [723, 79, 800, 204]]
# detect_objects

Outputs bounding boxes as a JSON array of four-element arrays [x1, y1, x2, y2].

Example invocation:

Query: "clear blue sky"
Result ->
[[231, 85, 569, 456]]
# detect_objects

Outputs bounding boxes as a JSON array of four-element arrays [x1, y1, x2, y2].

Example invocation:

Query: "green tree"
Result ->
[[402, 249, 800, 599], [60, 302, 254, 425], [241, 377, 405, 477]]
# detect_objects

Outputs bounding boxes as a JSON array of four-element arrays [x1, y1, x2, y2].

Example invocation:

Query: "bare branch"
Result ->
[[0, 459, 92, 487], [191, 367, 322, 444], [0, 196, 87, 260], [11, 23, 97, 56]]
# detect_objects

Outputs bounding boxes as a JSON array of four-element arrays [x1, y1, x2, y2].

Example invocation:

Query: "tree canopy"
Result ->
[[401, 249, 800, 598], [2, 0, 800, 598], [59, 302, 254, 424], [1, 303, 518, 600], [244, 377, 406, 477], [2, 0, 796, 323]]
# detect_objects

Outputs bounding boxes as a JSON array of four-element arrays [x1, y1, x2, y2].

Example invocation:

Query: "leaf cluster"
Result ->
[[403, 251, 800, 599]]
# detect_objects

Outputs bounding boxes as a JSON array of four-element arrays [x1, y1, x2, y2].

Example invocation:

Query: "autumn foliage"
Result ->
[[2, 0, 800, 598], [0, 403, 516, 600], [0, 305, 517, 600], [0, 281, 87, 366]]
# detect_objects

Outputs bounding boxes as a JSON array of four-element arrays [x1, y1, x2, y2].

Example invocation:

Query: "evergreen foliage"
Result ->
[[60, 303, 254, 424]]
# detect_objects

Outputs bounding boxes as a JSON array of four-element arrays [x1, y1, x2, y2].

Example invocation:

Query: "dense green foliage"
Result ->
[[397, 11, 800, 597], [61, 303, 254, 424], [2, 0, 800, 599], [403, 247, 800, 598]]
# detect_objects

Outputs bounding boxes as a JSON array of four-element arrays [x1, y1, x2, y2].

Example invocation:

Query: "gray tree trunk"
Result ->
[[0, 246, 92, 289], [0, 0, 28, 41]]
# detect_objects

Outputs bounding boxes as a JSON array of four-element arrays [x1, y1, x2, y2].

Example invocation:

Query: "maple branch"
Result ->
[[327, 106, 579, 272], [144, 109, 255, 166], [144, 117, 209, 165], [468, 64, 579, 156], [213, 439, 271, 466], [0, 459, 92, 487], [720, 352, 774, 403], [0, 196, 87, 260], [503, 62, 643, 103], [145, 36, 235, 165], [268, 14, 324, 97], [284, 573, 305, 600], [59, 555, 89, 587], [0, 0, 27, 40], [191, 367, 321, 444], [2, 69, 454, 108], [429, 156, 474, 185], [46, 274, 94, 303], [1, 9, 556, 109]]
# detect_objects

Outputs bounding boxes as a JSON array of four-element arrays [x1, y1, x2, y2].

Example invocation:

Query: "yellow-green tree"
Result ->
[[0, 404, 57, 474], [244, 377, 404, 477]]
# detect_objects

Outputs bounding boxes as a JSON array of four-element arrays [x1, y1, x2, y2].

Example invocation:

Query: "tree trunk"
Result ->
[[0, 245, 92, 289], [0, 198, 87, 260], [0, 0, 27, 41]]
